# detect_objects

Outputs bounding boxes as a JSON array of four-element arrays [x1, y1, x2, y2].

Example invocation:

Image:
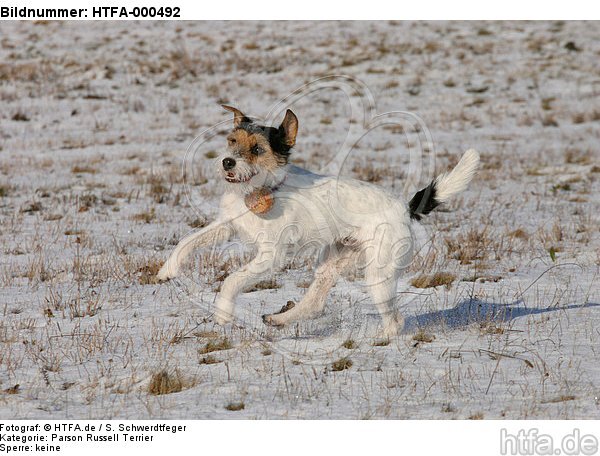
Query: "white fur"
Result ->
[[158, 149, 479, 338], [434, 148, 480, 203]]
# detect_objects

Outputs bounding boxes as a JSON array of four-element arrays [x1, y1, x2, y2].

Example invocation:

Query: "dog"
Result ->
[[157, 105, 480, 338]]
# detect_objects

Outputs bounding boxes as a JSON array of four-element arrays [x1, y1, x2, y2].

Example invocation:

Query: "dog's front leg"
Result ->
[[157, 221, 233, 281], [263, 247, 356, 327], [214, 250, 276, 325]]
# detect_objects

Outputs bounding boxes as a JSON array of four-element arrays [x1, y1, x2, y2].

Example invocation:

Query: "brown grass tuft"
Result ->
[[352, 162, 397, 183], [245, 279, 280, 292], [188, 217, 207, 228], [147, 175, 170, 203], [199, 338, 232, 354], [541, 395, 576, 404], [342, 339, 357, 349], [541, 114, 558, 127], [412, 330, 435, 343], [199, 355, 221, 365], [11, 111, 30, 122], [331, 357, 353, 371], [509, 228, 529, 240], [147, 369, 195, 395], [565, 148, 591, 165], [138, 260, 163, 285], [71, 165, 98, 174], [445, 228, 492, 264], [411, 272, 456, 289], [132, 208, 156, 223], [372, 338, 390, 347], [225, 401, 245, 411], [572, 112, 586, 124]]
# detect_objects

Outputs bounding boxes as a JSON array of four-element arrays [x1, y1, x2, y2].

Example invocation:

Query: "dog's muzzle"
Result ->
[[224, 172, 257, 183]]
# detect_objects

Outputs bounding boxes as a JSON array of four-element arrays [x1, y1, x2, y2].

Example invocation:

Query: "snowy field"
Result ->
[[0, 21, 599, 419]]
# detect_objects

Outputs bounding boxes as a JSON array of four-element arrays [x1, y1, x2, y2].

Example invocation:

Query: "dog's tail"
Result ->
[[409, 149, 480, 221]]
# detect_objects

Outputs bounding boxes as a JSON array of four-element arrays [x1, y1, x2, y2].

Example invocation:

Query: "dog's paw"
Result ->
[[382, 316, 403, 340], [262, 313, 285, 328], [262, 301, 295, 328], [156, 262, 178, 282], [214, 314, 233, 326], [213, 305, 234, 326]]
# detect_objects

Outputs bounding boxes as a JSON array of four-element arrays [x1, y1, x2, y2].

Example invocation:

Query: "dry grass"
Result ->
[[121, 165, 141, 176], [541, 114, 558, 127], [509, 228, 529, 240], [146, 174, 170, 204], [147, 369, 196, 396], [541, 395, 576, 404], [71, 165, 98, 174], [479, 323, 505, 335], [138, 259, 163, 285], [331, 357, 353, 371], [189, 217, 208, 229], [199, 355, 221, 365], [571, 112, 586, 124], [411, 272, 456, 289], [372, 339, 390, 347], [131, 208, 156, 223], [445, 228, 492, 264], [352, 162, 398, 183], [199, 338, 232, 355], [20, 201, 43, 213], [565, 148, 591, 165], [11, 111, 30, 122], [342, 339, 357, 349], [225, 401, 245, 411], [245, 279, 280, 292], [412, 330, 435, 343], [0, 62, 48, 82]]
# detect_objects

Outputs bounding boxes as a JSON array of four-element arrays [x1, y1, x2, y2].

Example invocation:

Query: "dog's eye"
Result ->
[[228, 138, 236, 146], [251, 145, 264, 155]]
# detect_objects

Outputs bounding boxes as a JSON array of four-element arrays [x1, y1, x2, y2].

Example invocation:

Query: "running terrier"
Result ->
[[157, 105, 480, 338]]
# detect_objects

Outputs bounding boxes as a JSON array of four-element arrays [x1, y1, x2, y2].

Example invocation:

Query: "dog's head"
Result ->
[[218, 105, 298, 193]]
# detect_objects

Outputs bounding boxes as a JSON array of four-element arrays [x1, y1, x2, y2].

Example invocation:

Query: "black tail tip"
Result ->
[[409, 181, 440, 221]]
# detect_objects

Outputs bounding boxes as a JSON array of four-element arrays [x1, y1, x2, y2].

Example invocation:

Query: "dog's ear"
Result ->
[[221, 105, 251, 127], [278, 109, 298, 147]]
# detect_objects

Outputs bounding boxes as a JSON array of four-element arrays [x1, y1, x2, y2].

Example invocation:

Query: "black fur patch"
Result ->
[[236, 121, 293, 159], [409, 180, 440, 221]]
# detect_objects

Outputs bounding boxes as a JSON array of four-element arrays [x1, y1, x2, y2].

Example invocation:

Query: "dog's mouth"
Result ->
[[224, 171, 257, 183]]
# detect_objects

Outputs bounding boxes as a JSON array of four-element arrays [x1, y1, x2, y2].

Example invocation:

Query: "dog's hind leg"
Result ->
[[263, 247, 356, 327], [364, 261, 404, 339]]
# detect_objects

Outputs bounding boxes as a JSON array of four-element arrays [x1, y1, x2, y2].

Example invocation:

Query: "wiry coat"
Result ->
[[158, 106, 480, 338]]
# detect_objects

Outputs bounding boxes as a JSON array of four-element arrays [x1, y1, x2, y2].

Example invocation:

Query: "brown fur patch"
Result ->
[[227, 130, 284, 170]]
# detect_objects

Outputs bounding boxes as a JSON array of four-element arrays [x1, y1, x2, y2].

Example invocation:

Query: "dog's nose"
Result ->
[[222, 158, 236, 171]]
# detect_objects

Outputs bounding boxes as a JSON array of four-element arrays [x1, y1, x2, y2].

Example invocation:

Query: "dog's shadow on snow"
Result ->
[[402, 298, 600, 333]]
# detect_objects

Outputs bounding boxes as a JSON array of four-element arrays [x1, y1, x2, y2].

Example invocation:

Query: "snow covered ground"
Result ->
[[0, 21, 599, 419]]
